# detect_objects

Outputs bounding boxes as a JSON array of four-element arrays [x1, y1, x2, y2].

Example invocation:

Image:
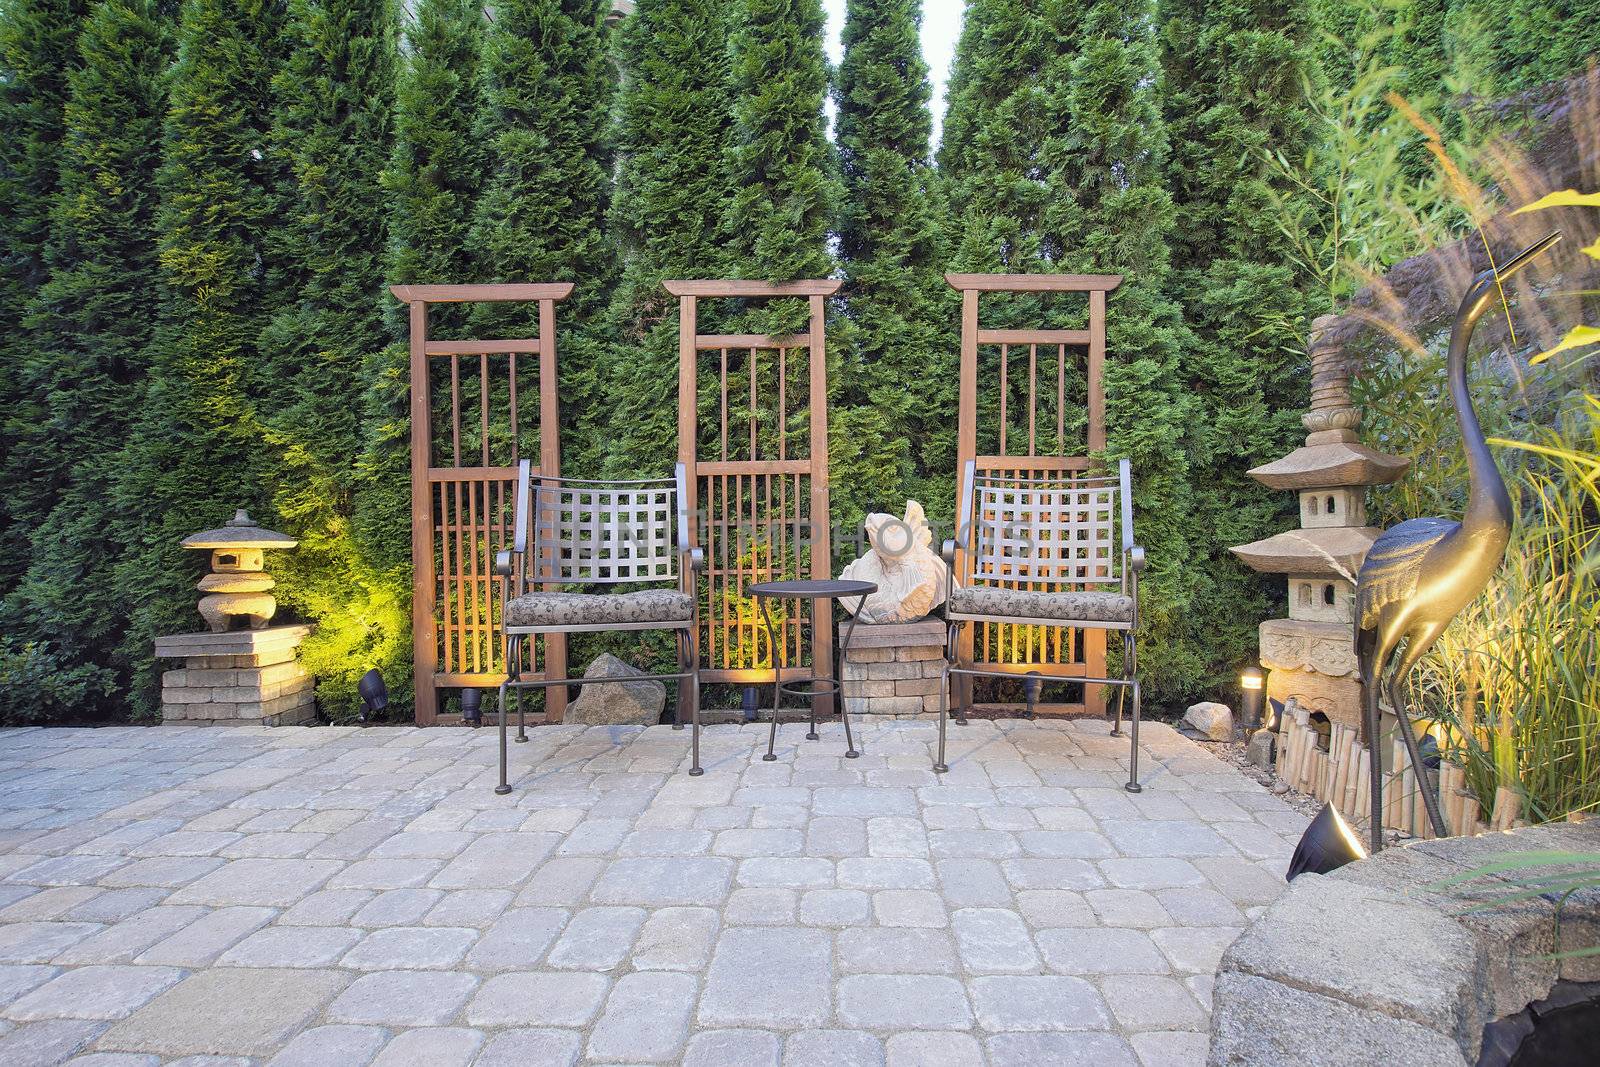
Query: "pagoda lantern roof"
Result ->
[[1247, 435, 1410, 491], [1230, 525, 1380, 578], [180, 510, 298, 551]]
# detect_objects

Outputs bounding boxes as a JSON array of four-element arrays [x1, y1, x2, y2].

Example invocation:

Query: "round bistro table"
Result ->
[[747, 578, 877, 763]]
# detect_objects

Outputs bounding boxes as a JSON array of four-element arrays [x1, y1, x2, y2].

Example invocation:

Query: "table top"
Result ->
[[747, 579, 877, 599]]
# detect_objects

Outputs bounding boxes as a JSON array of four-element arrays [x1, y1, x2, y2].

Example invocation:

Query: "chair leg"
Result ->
[[1111, 631, 1131, 738], [948, 621, 968, 726], [494, 674, 512, 796], [1124, 679, 1143, 793], [934, 654, 950, 774], [1124, 625, 1143, 792], [689, 628, 704, 777], [672, 629, 687, 731], [513, 635, 529, 743]]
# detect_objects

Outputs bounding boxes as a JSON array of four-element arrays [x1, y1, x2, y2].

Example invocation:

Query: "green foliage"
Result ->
[[354, 0, 491, 712], [0, 0, 174, 722], [0, 0, 88, 591], [833, 0, 953, 527], [595, 0, 732, 481], [1161, 0, 1320, 693], [107, 0, 293, 717], [260, 0, 399, 717], [0, 638, 116, 726], [720, 0, 838, 288], [941, 0, 1202, 707], [470, 0, 614, 480], [1410, 400, 1600, 823]]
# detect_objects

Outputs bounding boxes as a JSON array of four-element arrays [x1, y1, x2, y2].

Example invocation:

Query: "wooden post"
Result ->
[[407, 299, 438, 724]]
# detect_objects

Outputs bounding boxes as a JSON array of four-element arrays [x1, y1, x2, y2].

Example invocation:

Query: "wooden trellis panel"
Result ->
[[390, 283, 571, 725], [947, 273, 1123, 716], [667, 279, 838, 709]]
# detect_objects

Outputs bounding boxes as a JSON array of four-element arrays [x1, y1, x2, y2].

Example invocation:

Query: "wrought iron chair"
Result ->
[[493, 460, 704, 793], [938, 459, 1148, 790]]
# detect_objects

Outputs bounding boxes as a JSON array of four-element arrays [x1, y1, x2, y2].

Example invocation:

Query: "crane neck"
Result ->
[[1448, 284, 1513, 535]]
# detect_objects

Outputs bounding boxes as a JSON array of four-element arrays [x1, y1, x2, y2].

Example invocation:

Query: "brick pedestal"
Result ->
[[155, 625, 315, 725], [842, 619, 946, 718]]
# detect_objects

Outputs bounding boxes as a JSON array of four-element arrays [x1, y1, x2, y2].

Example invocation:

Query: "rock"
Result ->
[[838, 501, 950, 623], [1272, 780, 1291, 795], [566, 654, 665, 726], [1183, 701, 1234, 742], [1245, 728, 1276, 769]]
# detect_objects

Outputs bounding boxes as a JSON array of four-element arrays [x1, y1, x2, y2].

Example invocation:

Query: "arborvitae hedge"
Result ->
[[595, 0, 732, 482], [107, 0, 293, 717], [834, 0, 954, 527], [0, 0, 173, 721], [260, 0, 399, 717], [2, 0, 1594, 722], [1161, 0, 1319, 696], [942, 0, 1202, 706], [352, 0, 489, 711], [0, 0, 87, 593], [470, 0, 614, 477]]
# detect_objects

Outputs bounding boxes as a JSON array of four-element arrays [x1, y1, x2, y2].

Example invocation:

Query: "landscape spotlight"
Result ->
[[1239, 665, 1266, 733], [461, 688, 482, 727], [358, 668, 388, 722], [1287, 802, 1367, 881]]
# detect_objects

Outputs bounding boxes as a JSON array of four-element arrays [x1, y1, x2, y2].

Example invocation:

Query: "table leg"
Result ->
[[838, 594, 866, 759], [761, 598, 781, 762]]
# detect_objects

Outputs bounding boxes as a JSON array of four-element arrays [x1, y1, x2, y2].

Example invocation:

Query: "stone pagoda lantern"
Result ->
[[153, 509, 315, 725], [182, 509, 297, 631], [1231, 317, 1409, 732]]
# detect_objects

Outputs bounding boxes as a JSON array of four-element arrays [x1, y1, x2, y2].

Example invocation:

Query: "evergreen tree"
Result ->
[[469, 0, 615, 475], [351, 0, 488, 711], [833, 0, 953, 524], [941, 0, 1201, 707], [1161, 0, 1319, 694], [0, 0, 88, 592], [0, 0, 173, 720], [107, 0, 292, 717], [259, 0, 399, 715], [595, 0, 733, 479]]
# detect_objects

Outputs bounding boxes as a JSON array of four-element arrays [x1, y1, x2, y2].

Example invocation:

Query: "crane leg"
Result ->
[[1387, 632, 1449, 839], [1361, 658, 1385, 854]]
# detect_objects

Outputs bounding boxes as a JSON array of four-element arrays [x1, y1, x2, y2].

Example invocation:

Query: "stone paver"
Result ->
[[0, 720, 1303, 1062]]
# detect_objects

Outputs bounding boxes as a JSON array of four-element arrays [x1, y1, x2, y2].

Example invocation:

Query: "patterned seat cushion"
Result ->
[[505, 589, 693, 628], [947, 585, 1134, 624]]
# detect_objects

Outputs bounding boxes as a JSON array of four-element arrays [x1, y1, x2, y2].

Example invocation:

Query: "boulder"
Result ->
[[566, 653, 666, 726], [1183, 701, 1235, 742]]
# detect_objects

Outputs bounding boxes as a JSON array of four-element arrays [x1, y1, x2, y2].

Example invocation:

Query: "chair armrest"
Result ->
[[494, 549, 515, 577], [688, 547, 705, 572], [1125, 545, 1147, 575], [941, 538, 957, 565]]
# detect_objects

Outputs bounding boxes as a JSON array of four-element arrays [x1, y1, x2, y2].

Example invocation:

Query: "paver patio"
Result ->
[[0, 718, 1308, 1065]]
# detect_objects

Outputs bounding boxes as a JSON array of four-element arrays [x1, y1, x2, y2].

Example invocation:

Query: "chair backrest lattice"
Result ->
[[948, 272, 1123, 716], [972, 475, 1122, 587], [533, 478, 680, 586], [390, 283, 571, 725], [668, 279, 837, 697]]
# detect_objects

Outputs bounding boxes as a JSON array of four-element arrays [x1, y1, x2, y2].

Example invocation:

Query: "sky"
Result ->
[[821, 0, 965, 147]]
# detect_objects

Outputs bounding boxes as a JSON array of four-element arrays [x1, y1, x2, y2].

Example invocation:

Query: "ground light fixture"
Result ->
[[1239, 665, 1266, 733], [460, 687, 482, 727], [358, 668, 388, 722], [1287, 802, 1368, 881]]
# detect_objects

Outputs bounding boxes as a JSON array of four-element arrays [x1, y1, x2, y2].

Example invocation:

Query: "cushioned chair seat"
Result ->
[[505, 589, 693, 628], [947, 585, 1134, 625]]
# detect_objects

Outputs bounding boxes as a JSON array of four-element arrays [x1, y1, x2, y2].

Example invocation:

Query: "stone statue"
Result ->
[[839, 501, 951, 623]]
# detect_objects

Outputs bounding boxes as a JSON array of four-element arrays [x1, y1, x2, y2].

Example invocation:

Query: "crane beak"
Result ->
[[1492, 230, 1562, 282]]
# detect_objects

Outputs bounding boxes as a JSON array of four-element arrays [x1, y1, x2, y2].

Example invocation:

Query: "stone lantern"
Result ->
[[1230, 318, 1409, 732], [181, 509, 297, 631], [154, 508, 315, 726]]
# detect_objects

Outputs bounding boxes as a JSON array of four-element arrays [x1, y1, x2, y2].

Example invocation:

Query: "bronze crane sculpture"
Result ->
[[1355, 230, 1561, 853]]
